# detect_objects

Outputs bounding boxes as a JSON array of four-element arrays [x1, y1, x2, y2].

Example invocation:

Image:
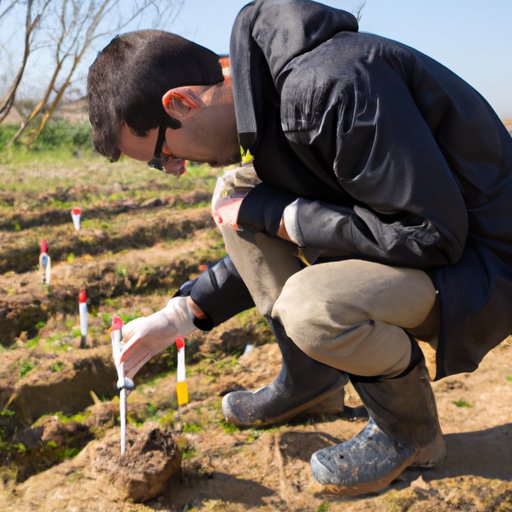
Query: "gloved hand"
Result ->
[[211, 165, 261, 229], [119, 296, 196, 379]]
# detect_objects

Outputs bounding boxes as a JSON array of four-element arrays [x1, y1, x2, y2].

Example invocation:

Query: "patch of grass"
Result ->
[[452, 399, 473, 408], [245, 429, 262, 443], [220, 420, 240, 434], [317, 502, 330, 512], [181, 422, 203, 433], [506, 374, 512, 382], [26, 336, 40, 349]]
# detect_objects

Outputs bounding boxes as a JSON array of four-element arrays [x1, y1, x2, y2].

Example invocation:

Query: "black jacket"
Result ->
[[226, 0, 512, 379]]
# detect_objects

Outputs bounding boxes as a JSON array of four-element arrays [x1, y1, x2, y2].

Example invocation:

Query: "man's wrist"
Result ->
[[186, 296, 206, 320]]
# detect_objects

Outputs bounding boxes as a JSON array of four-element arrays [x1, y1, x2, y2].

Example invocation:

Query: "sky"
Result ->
[[153, 0, 512, 119]]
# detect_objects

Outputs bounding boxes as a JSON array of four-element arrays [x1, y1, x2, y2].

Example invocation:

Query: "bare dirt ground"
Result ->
[[0, 158, 511, 512], [1, 339, 511, 512]]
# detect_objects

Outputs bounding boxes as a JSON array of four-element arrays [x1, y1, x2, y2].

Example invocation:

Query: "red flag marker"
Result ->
[[39, 239, 51, 285], [78, 289, 88, 349], [71, 207, 81, 231]]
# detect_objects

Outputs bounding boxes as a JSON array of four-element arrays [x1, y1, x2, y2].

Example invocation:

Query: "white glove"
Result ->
[[119, 296, 196, 379], [211, 165, 260, 229]]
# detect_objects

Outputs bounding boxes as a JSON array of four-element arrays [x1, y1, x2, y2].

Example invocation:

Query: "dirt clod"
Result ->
[[76, 422, 182, 502]]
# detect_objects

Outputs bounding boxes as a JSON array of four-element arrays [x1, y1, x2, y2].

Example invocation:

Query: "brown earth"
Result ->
[[0, 339, 511, 512], [0, 158, 511, 512]]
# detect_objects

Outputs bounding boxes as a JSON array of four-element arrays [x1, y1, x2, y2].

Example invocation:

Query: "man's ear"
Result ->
[[162, 86, 204, 120]]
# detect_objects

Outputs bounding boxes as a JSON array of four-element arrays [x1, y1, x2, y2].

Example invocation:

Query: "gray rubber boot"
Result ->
[[310, 356, 446, 495], [222, 318, 348, 427]]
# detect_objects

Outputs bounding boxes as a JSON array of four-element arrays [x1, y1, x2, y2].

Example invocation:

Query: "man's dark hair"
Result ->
[[87, 30, 223, 161]]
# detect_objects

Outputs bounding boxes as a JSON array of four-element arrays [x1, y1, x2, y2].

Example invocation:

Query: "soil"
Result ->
[[0, 158, 511, 512]]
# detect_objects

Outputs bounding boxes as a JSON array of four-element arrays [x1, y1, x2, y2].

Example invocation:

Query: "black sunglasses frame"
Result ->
[[147, 123, 169, 171]]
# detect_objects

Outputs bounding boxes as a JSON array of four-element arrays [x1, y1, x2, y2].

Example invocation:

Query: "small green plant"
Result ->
[[56, 447, 81, 460], [220, 420, 240, 434], [0, 408, 15, 417], [50, 361, 65, 373], [506, 374, 512, 382], [13, 442, 26, 453], [115, 264, 128, 277], [19, 360, 35, 377], [66, 253, 76, 263], [26, 336, 40, 348], [181, 444, 198, 460], [317, 502, 330, 512], [452, 399, 473, 408], [118, 311, 142, 324], [181, 422, 202, 433], [35, 320, 46, 330]]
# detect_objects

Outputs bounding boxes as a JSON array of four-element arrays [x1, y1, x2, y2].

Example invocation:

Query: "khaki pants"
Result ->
[[218, 172, 439, 378]]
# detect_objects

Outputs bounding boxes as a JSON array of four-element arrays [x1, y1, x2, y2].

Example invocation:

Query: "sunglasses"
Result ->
[[147, 123, 170, 171]]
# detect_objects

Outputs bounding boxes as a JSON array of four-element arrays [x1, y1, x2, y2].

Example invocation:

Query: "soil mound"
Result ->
[[76, 422, 182, 502]]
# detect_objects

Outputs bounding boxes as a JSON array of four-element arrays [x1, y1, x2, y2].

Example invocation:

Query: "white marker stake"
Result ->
[[176, 336, 188, 406], [78, 289, 88, 349], [39, 240, 51, 285], [110, 315, 134, 455], [71, 207, 81, 231]]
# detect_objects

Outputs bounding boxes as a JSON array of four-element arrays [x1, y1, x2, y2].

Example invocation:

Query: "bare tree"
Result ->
[[0, 0, 19, 23], [4, 0, 183, 146], [0, 0, 51, 124]]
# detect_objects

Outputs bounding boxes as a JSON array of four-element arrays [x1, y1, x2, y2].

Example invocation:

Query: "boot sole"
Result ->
[[223, 377, 346, 428]]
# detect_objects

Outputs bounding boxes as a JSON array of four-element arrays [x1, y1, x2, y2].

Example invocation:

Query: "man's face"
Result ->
[[118, 124, 186, 176]]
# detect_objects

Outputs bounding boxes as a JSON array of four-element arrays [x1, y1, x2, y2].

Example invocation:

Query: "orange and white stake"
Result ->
[[110, 315, 134, 455], [39, 239, 51, 285], [71, 207, 81, 231], [78, 289, 88, 349], [175, 336, 188, 406]]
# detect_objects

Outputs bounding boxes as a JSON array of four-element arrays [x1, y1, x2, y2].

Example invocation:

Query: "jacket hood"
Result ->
[[230, 0, 358, 149]]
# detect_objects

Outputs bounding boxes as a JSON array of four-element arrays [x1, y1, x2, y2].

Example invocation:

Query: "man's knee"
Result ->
[[272, 267, 345, 357]]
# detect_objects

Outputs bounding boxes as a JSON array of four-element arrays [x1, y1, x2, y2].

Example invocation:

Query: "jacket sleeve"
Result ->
[[239, 55, 469, 268], [174, 256, 255, 330]]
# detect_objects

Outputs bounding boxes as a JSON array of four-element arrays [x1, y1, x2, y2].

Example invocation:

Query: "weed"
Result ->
[[220, 420, 240, 434], [246, 430, 262, 443], [26, 336, 40, 348], [507, 374, 512, 382], [119, 311, 142, 324], [181, 444, 198, 460], [181, 422, 202, 433], [115, 264, 128, 277], [19, 360, 35, 377], [317, 503, 330, 512], [50, 361, 65, 373], [56, 447, 81, 460], [35, 321, 46, 330], [13, 442, 26, 453], [452, 399, 473, 408]]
